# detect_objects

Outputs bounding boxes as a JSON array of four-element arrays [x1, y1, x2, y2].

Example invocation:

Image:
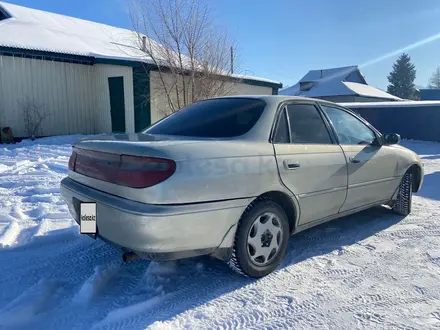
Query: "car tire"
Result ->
[[392, 170, 413, 216], [227, 198, 290, 278]]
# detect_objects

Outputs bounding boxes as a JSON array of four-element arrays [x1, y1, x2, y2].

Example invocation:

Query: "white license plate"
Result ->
[[80, 203, 96, 234]]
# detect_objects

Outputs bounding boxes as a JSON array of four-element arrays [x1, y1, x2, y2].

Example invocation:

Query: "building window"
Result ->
[[299, 81, 315, 92], [0, 8, 10, 21]]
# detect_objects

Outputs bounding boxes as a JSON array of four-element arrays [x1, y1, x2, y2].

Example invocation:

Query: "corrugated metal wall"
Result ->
[[0, 56, 96, 137], [420, 89, 440, 101], [353, 96, 396, 103], [349, 106, 440, 142], [0, 56, 135, 137]]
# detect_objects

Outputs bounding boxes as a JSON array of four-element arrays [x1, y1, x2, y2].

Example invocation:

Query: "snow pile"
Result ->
[[73, 263, 122, 305], [0, 136, 439, 329]]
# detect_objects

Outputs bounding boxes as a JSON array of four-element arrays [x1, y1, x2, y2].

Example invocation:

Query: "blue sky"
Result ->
[[5, 0, 440, 90]]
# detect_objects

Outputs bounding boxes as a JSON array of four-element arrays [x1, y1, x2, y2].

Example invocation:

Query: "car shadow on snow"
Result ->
[[0, 206, 408, 329], [280, 206, 404, 268], [121, 206, 406, 329], [415, 171, 440, 201]]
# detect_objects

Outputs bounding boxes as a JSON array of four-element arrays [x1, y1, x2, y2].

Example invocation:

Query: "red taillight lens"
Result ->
[[68, 150, 77, 171], [118, 155, 176, 188], [71, 148, 176, 188]]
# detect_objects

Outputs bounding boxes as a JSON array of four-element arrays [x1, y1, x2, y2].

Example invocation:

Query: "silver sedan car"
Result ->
[[61, 96, 424, 278]]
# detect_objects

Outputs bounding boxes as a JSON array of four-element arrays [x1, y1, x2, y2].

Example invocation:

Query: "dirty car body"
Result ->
[[61, 96, 424, 277]]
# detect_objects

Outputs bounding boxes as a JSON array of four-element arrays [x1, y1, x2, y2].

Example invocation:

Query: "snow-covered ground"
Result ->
[[0, 136, 439, 330]]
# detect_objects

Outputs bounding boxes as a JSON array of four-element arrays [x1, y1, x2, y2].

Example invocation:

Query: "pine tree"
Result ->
[[428, 66, 440, 88], [387, 53, 417, 99]]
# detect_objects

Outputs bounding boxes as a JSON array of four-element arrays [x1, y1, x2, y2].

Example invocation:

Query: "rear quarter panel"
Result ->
[[142, 141, 285, 204], [69, 140, 287, 204]]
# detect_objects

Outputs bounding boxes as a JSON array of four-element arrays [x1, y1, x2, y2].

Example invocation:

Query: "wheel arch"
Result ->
[[211, 190, 299, 262], [256, 190, 300, 234], [407, 163, 423, 192]]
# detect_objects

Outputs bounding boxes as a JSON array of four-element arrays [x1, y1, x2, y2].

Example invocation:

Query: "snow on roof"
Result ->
[[343, 82, 401, 100], [299, 65, 358, 82], [279, 66, 400, 101], [0, 2, 154, 60], [340, 100, 440, 108], [280, 80, 399, 100], [278, 83, 300, 96], [230, 73, 281, 85], [0, 2, 281, 86]]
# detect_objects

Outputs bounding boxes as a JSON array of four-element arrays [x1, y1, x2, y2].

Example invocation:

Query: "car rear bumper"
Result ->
[[60, 177, 251, 260]]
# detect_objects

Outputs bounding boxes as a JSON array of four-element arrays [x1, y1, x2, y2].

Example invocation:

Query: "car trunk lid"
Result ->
[[68, 134, 198, 190]]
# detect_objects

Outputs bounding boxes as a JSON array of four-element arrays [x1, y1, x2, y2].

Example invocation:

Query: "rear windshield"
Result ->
[[144, 98, 266, 138]]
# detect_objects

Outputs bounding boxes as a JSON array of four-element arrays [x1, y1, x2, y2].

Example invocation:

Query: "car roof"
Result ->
[[205, 95, 342, 107], [207, 95, 312, 102]]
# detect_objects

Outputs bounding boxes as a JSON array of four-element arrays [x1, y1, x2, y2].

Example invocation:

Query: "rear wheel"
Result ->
[[227, 198, 290, 278], [392, 171, 413, 216]]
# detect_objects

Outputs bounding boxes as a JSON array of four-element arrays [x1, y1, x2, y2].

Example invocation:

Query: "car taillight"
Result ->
[[118, 155, 176, 188], [70, 148, 176, 188], [68, 150, 77, 171]]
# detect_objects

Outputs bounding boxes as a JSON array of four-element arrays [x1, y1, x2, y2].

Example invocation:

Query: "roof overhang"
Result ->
[[0, 46, 282, 89]]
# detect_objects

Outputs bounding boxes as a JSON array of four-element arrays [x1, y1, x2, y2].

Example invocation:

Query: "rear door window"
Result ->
[[273, 108, 290, 143], [144, 98, 266, 138], [285, 104, 332, 144]]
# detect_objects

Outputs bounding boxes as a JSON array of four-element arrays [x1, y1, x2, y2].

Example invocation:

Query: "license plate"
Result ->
[[80, 203, 97, 234]]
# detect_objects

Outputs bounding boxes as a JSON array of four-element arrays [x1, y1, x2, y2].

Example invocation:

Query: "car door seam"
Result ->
[[337, 144, 350, 213]]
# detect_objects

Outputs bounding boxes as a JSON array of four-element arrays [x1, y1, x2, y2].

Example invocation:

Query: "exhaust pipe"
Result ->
[[122, 251, 138, 263]]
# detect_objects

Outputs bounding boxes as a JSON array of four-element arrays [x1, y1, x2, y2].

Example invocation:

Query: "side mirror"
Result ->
[[383, 133, 401, 145]]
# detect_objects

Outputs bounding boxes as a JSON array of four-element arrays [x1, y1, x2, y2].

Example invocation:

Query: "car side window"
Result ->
[[321, 105, 376, 145], [273, 108, 289, 143], [286, 104, 332, 144]]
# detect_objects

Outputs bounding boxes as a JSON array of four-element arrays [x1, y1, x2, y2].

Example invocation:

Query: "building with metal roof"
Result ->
[[0, 2, 282, 137], [280, 65, 401, 103]]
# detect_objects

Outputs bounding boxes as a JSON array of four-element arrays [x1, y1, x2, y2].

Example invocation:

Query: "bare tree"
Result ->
[[130, 0, 239, 115], [18, 97, 51, 139], [429, 66, 440, 88]]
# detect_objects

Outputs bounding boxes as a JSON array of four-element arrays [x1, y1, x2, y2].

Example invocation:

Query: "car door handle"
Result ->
[[349, 157, 360, 164], [283, 160, 300, 170]]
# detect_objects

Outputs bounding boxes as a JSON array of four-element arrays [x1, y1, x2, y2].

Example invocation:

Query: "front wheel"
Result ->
[[392, 171, 413, 216], [227, 198, 290, 278]]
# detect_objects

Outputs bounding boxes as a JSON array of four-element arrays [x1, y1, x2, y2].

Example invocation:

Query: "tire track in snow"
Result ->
[[0, 137, 439, 329], [148, 238, 440, 330], [147, 267, 332, 330], [376, 228, 440, 239], [321, 266, 364, 279], [425, 252, 440, 267], [201, 288, 440, 330], [0, 279, 66, 328], [73, 263, 123, 306], [92, 293, 178, 329], [0, 237, 114, 306], [91, 260, 244, 329]]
